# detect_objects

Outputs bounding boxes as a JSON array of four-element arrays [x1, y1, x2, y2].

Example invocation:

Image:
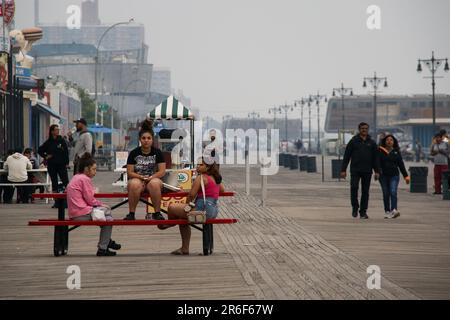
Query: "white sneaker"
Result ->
[[391, 209, 400, 219], [384, 211, 393, 219]]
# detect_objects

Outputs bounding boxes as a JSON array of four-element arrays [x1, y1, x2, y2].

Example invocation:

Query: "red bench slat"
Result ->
[[32, 191, 235, 199], [29, 218, 238, 226]]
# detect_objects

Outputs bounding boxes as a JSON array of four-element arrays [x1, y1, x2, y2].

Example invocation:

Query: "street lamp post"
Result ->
[[248, 111, 260, 130], [278, 104, 293, 143], [294, 97, 310, 145], [95, 19, 134, 126], [363, 72, 388, 139], [309, 92, 327, 153], [268, 106, 279, 130], [332, 83, 353, 139], [417, 51, 449, 132]]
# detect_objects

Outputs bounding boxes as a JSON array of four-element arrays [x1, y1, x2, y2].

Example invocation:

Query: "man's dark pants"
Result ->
[[350, 172, 372, 214]]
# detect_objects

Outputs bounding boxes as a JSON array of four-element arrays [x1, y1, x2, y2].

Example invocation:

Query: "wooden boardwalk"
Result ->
[[221, 159, 450, 299], [218, 190, 416, 299], [0, 204, 253, 300], [1, 160, 444, 299]]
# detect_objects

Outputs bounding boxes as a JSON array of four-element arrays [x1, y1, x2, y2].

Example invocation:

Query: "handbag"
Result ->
[[186, 175, 207, 224], [91, 207, 106, 221]]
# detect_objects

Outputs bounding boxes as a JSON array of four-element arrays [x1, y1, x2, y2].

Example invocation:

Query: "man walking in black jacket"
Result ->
[[340, 123, 380, 219]]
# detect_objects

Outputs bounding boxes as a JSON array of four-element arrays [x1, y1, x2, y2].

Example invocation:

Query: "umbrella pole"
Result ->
[[190, 120, 194, 168]]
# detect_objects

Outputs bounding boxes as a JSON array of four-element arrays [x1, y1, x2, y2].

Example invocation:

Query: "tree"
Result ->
[[78, 88, 95, 125]]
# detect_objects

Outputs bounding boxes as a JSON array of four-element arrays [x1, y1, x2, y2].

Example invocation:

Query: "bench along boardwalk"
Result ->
[[30, 191, 237, 257]]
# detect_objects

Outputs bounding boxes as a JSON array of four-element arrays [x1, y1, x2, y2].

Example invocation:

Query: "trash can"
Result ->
[[283, 154, 291, 168], [409, 166, 428, 193], [331, 159, 343, 179], [289, 154, 299, 170], [299, 156, 308, 172], [443, 171, 450, 200], [307, 156, 317, 173]]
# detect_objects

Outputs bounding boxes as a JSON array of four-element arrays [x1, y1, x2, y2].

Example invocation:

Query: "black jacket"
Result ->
[[38, 135, 69, 166], [378, 147, 408, 177], [341, 134, 380, 174]]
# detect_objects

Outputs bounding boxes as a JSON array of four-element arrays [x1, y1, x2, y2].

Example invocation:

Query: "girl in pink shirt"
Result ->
[[66, 154, 121, 256]]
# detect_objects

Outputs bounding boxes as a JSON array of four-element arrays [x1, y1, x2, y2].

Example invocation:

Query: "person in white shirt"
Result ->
[[4, 148, 33, 203]]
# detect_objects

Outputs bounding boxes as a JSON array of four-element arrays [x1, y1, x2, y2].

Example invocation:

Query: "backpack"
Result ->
[[80, 131, 96, 157]]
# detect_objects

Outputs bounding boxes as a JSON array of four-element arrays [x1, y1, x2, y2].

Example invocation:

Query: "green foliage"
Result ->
[[78, 88, 95, 125], [78, 88, 120, 129]]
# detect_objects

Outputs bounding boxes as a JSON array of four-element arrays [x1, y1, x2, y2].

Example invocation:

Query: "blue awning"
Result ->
[[88, 126, 114, 133], [35, 102, 65, 120]]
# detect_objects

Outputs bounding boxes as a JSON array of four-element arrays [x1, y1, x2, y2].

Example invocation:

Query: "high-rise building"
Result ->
[[151, 67, 171, 96], [82, 0, 101, 25], [38, 24, 148, 63]]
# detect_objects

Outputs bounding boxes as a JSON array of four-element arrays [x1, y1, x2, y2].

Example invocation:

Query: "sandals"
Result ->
[[170, 248, 189, 255]]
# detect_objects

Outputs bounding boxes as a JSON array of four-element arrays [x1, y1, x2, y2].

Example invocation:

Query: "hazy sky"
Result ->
[[15, 0, 450, 121]]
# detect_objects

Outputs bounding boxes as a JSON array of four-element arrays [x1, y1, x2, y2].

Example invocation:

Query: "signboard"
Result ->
[[98, 103, 109, 112], [146, 169, 194, 213], [15, 66, 31, 77], [115, 151, 128, 169], [0, 0, 15, 25]]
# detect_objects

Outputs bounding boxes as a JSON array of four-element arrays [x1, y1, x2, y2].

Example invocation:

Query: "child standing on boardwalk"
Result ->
[[66, 154, 121, 256], [378, 135, 410, 219]]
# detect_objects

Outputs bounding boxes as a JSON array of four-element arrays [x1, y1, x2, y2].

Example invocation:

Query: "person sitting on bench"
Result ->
[[66, 154, 121, 256], [124, 121, 166, 220], [3, 147, 33, 203], [160, 156, 224, 255]]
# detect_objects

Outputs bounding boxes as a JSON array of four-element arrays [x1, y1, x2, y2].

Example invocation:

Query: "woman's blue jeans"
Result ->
[[379, 175, 400, 212]]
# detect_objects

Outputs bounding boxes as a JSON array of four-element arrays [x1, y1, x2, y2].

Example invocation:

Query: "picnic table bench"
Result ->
[[29, 191, 237, 256], [0, 168, 52, 203]]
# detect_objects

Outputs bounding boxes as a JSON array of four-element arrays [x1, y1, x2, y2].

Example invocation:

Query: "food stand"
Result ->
[[146, 95, 197, 213]]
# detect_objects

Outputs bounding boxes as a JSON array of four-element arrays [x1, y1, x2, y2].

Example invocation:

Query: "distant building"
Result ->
[[30, 43, 153, 120], [151, 67, 171, 96], [324, 94, 450, 146], [82, 0, 101, 26], [45, 81, 81, 136], [37, 24, 148, 64]]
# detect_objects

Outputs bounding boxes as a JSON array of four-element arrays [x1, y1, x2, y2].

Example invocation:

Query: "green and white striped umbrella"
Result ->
[[147, 95, 195, 120]]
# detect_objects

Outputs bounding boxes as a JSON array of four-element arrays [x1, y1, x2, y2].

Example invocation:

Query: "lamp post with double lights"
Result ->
[[95, 18, 134, 126], [277, 103, 294, 143], [248, 111, 260, 130], [332, 83, 353, 139], [268, 106, 279, 130], [294, 97, 311, 146], [363, 72, 388, 139], [309, 92, 327, 153], [416, 51, 449, 132]]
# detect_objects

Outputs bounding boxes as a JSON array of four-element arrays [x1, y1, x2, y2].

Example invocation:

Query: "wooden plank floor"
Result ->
[[218, 190, 417, 299], [0, 204, 254, 300], [221, 159, 450, 300], [1, 159, 444, 299]]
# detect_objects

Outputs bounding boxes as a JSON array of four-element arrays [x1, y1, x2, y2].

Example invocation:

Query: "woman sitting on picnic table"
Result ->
[[159, 156, 224, 255], [66, 153, 121, 256], [123, 119, 166, 221]]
